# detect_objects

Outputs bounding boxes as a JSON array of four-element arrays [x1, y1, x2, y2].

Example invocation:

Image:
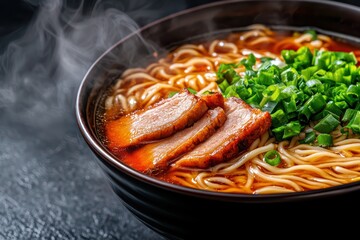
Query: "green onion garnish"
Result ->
[[168, 91, 178, 98], [216, 40, 360, 145], [264, 150, 281, 166], [317, 133, 333, 147], [313, 114, 340, 133], [299, 130, 316, 144], [187, 88, 197, 95], [342, 109, 358, 122], [346, 111, 360, 134]]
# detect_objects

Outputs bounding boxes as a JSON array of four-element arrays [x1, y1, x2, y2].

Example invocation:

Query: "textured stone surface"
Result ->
[[0, 128, 163, 240]]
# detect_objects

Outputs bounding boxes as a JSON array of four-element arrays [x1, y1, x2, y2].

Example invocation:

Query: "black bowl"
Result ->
[[76, 0, 360, 238]]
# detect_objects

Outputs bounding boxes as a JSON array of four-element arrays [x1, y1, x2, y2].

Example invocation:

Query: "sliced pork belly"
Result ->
[[121, 107, 227, 174], [172, 97, 272, 169], [201, 91, 225, 109], [105, 89, 208, 149]]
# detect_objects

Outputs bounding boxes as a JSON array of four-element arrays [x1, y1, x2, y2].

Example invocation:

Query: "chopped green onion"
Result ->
[[324, 101, 343, 118], [347, 85, 360, 98], [342, 109, 358, 122], [282, 46, 313, 70], [271, 109, 288, 128], [264, 150, 281, 166], [170, 88, 198, 97], [335, 100, 349, 110], [317, 133, 333, 147], [168, 91, 178, 98], [240, 53, 256, 70], [305, 29, 318, 40], [202, 90, 215, 95], [224, 85, 239, 98], [217, 79, 230, 93], [260, 56, 274, 62], [272, 121, 302, 140], [299, 93, 326, 122], [299, 130, 316, 144], [282, 96, 297, 114], [215, 42, 360, 144], [305, 93, 326, 114], [346, 111, 360, 134], [312, 101, 342, 121], [187, 88, 197, 95], [313, 114, 340, 133], [355, 102, 360, 110]]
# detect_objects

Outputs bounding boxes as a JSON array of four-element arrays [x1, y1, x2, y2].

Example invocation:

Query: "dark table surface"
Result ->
[[1, 0, 359, 239]]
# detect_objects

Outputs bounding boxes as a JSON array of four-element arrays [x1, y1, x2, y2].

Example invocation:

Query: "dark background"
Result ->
[[0, 0, 359, 239]]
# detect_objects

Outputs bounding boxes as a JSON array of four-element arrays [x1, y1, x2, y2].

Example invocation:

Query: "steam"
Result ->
[[0, 0, 185, 141]]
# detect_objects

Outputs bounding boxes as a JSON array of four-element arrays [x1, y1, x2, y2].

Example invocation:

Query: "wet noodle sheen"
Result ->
[[103, 25, 360, 194]]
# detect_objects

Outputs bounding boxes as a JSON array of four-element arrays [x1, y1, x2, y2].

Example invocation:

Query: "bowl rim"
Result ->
[[76, 0, 360, 201]]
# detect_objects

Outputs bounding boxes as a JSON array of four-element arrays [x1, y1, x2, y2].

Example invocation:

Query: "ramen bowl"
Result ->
[[76, 0, 360, 238]]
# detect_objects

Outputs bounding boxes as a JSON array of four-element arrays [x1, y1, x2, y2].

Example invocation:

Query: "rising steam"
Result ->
[[0, 0, 173, 140]]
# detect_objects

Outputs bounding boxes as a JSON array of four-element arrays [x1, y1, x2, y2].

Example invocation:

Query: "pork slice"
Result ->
[[105, 89, 208, 149], [121, 107, 227, 174], [201, 91, 225, 109], [172, 97, 272, 169]]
